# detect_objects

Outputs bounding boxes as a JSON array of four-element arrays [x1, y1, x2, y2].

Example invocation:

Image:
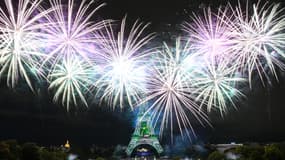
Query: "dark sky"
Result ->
[[0, 0, 285, 148]]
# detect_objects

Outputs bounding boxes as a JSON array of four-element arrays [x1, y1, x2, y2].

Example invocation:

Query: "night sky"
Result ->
[[0, 0, 285, 148]]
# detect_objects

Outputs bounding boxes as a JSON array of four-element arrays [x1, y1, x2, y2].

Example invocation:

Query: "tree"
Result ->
[[247, 145, 264, 160], [249, 149, 264, 160], [112, 145, 126, 158], [22, 143, 41, 160], [207, 151, 225, 160], [40, 149, 56, 160], [0, 142, 10, 160], [236, 146, 252, 158], [3, 140, 21, 160], [235, 145, 265, 160], [40, 148, 67, 160], [53, 151, 67, 160], [263, 144, 283, 160]]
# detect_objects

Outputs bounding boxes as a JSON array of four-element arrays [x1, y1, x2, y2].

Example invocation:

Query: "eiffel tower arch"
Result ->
[[126, 107, 163, 157]]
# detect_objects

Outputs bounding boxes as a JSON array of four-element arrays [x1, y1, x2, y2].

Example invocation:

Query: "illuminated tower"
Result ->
[[126, 107, 163, 157], [64, 140, 70, 149], [62, 140, 71, 152]]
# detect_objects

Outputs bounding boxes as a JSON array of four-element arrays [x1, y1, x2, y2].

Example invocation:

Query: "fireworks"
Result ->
[[42, 0, 106, 65], [182, 5, 246, 115], [229, 1, 285, 85], [94, 17, 155, 110], [1, 0, 285, 141], [0, 0, 53, 90], [48, 55, 94, 110], [143, 38, 210, 140], [191, 58, 245, 115], [182, 6, 235, 59]]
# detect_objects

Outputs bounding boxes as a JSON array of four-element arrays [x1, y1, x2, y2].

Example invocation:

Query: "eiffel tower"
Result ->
[[126, 106, 163, 157]]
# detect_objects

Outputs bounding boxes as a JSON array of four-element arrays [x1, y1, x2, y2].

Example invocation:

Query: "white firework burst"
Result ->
[[48, 55, 94, 110], [0, 0, 53, 90], [94, 17, 155, 110], [143, 38, 210, 141], [191, 57, 245, 116], [230, 1, 285, 85]]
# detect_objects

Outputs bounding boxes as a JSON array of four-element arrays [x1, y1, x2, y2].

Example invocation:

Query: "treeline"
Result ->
[[0, 140, 124, 160], [0, 140, 67, 160], [1, 139, 285, 160]]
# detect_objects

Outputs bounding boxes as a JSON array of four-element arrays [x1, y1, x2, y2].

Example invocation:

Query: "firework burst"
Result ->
[[48, 55, 94, 110], [0, 0, 53, 90], [191, 57, 245, 115], [94, 17, 155, 110], [230, 1, 285, 85], [143, 38, 210, 141], [182, 6, 235, 59], [42, 0, 106, 65]]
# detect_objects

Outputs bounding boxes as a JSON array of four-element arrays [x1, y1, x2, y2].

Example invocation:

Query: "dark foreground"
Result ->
[[0, 139, 285, 160]]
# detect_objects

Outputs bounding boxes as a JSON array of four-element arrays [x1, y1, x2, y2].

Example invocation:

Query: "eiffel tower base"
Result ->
[[126, 136, 163, 157], [126, 107, 163, 157]]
